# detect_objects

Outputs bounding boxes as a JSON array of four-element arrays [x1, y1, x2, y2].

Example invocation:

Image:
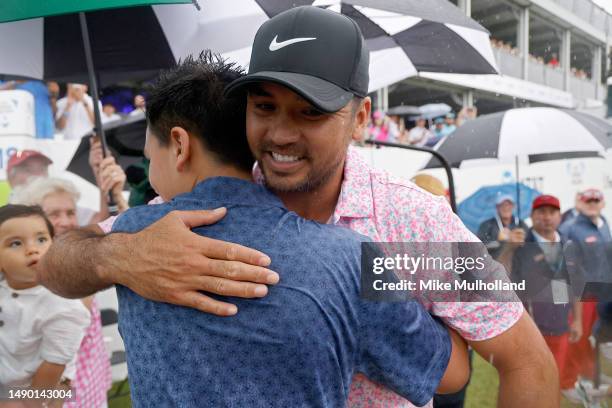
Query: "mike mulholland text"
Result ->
[[372, 279, 526, 292]]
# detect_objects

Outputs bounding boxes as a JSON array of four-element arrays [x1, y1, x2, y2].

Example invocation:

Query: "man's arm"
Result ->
[[38, 209, 280, 316], [436, 327, 470, 394], [468, 311, 559, 408]]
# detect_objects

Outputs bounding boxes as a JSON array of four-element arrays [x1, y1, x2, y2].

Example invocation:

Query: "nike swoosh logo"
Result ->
[[269, 35, 317, 51]]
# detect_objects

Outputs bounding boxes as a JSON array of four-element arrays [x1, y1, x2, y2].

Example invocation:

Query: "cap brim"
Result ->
[[225, 71, 354, 113]]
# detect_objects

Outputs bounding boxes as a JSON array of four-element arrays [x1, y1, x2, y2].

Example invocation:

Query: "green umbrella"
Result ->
[[0, 0, 194, 212], [0, 0, 191, 23]]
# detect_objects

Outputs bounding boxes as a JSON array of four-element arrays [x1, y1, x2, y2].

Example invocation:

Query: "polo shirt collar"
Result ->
[[332, 146, 374, 221]]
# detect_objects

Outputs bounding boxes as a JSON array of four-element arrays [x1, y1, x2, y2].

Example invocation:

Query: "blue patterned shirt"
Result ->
[[112, 177, 451, 407]]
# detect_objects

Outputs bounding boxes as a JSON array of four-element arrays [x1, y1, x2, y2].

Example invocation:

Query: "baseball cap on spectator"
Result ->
[[434, 117, 445, 124], [7, 150, 52, 174], [373, 111, 384, 120], [225, 6, 369, 113], [496, 194, 515, 206], [445, 112, 456, 119], [532, 194, 561, 211], [579, 188, 604, 202]]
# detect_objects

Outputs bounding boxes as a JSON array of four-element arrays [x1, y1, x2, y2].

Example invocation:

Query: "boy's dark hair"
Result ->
[[146, 50, 254, 172], [0, 205, 54, 238]]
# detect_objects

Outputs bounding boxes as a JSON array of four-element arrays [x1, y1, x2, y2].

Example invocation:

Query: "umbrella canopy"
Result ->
[[0, 1, 194, 86], [66, 115, 146, 185], [414, 103, 452, 120], [458, 183, 541, 235], [425, 107, 612, 168], [217, 0, 499, 92], [386, 105, 421, 116]]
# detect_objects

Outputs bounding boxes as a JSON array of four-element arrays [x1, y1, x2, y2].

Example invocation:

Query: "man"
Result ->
[[129, 94, 146, 116], [561, 192, 585, 225], [55, 84, 102, 140], [108, 50, 466, 407], [40, 6, 558, 407], [477, 195, 528, 259], [426, 117, 446, 147], [505, 195, 583, 401], [443, 112, 457, 135], [559, 188, 612, 400], [6, 150, 52, 189], [407, 117, 433, 147], [101, 103, 121, 123]]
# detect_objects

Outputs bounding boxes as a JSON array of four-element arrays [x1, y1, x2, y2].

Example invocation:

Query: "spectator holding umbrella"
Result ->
[[505, 194, 583, 403], [477, 194, 528, 259]]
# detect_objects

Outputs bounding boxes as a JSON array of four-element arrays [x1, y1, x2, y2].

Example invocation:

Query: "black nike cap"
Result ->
[[225, 6, 369, 113]]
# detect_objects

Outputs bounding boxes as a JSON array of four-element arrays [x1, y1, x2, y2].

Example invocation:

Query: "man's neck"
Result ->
[[276, 170, 344, 224], [500, 215, 512, 226], [193, 160, 252, 187], [533, 229, 557, 242]]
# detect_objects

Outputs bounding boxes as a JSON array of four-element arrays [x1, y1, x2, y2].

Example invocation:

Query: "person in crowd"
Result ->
[[0, 205, 90, 407], [11, 178, 114, 408], [129, 94, 146, 116], [504, 195, 583, 402], [47, 81, 61, 121], [39, 6, 558, 408], [105, 49, 469, 407], [368, 110, 390, 142], [426, 117, 447, 147], [407, 117, 433, 147], [444, 112, 457, 135], [561, 192, 586, 225], [548, 53, 560, 68], [102, 103, 121, 123], [0, 80, 55, 139], [477, 194, 528, 259], [559, 188, 612, 401], [55, 84, 102, 140], [7, 145, 127, 225], [6, 150, 52, 191], [456, 106, 477, 127]]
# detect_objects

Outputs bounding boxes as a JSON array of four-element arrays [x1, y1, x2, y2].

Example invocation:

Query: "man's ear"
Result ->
[[169, 126, 191, 172], [352, 97, 371, 142]]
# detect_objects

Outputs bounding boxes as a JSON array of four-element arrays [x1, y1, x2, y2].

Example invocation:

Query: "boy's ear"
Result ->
[[169, 126, 191, 172]]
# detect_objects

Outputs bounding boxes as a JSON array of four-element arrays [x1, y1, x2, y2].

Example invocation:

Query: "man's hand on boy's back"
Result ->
[[39, 209, 280, 316]]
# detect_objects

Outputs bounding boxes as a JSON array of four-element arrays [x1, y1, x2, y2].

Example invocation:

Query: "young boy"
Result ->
[[110, 52, 469, 407], [0, 205, 90, 406]]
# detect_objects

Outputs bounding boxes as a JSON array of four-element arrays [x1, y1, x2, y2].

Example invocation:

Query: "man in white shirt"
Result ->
[[129, 94, 146, 117], [408, 117, 433, 147], [55, 84, 102, 140]]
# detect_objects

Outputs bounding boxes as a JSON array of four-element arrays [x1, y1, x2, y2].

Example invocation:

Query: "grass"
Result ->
[[108, 352, 612, 408]]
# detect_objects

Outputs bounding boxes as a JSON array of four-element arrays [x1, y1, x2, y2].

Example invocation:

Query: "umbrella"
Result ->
[[66, 116, 146, 186], [0, 0, 194, 212], [386, 105, 421, 116], [413, 103, 452, 120], [457, 183, 541, 235], [216, 0, 499, 92], [424, 107, 612, 217], [0, 1, 197, 86]]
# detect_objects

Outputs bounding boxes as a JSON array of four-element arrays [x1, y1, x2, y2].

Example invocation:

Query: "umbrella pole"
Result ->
[[515, 155, 520, 221], [79, 12, 118, 215]]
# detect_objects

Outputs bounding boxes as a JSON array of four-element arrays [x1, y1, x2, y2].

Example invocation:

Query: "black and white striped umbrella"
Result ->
[[425, 107, 612, 169], [0, 3, 199, 86], [217, 0, 499, 92], [1, 0, 498, 90]]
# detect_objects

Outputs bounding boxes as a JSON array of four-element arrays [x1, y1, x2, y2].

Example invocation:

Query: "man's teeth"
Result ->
[[271, 152, 300, 162]]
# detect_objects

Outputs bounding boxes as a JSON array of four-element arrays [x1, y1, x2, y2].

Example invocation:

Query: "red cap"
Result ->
[[532, 194, 561, 211], [7, 150, 52, 174], [579, 188, 604, 202]]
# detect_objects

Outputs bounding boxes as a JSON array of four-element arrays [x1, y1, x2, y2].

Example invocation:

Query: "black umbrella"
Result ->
[[66, 116, 146, 186]]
